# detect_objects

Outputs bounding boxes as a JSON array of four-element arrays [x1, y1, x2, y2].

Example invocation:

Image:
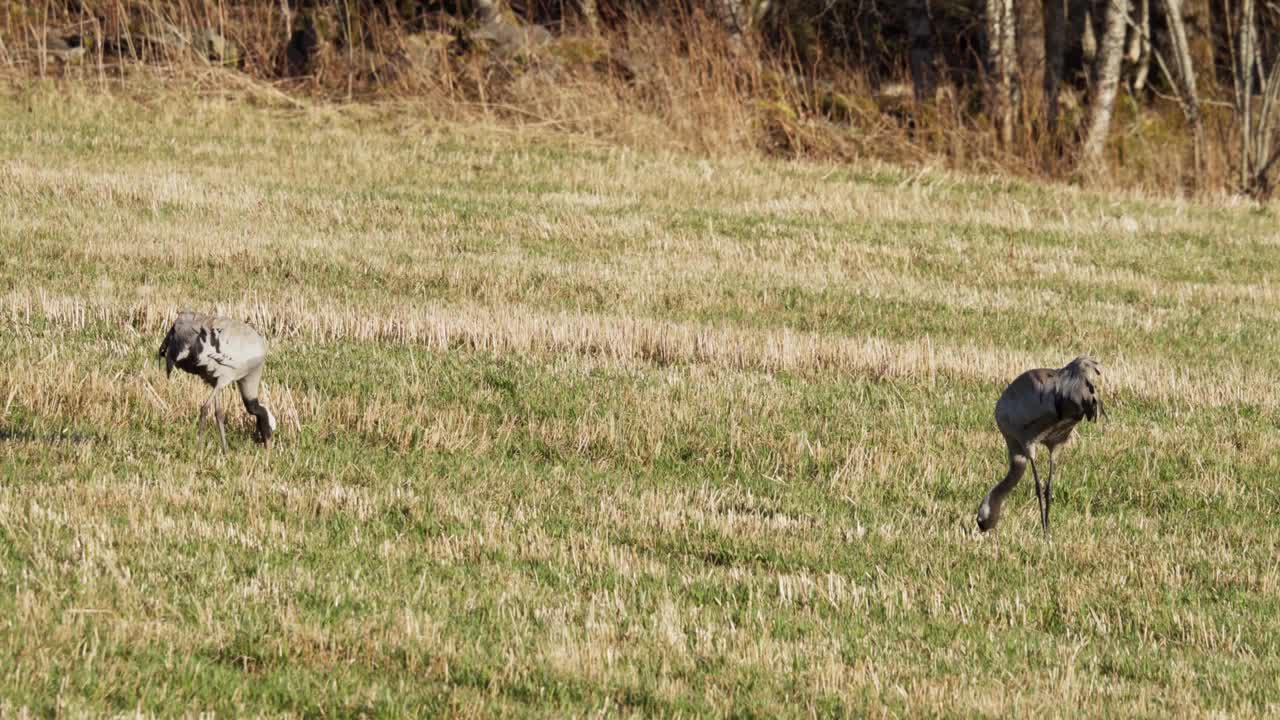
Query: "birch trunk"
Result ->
[[1235, 0, 1255, 190], [579, 0, 598, 32], [1080, 0, 1129, 171], [985, 0, 1020, 147], [472, 0, 503, 23], [1158, 0, 1206, 181], [1127, 0, 1151, 94]]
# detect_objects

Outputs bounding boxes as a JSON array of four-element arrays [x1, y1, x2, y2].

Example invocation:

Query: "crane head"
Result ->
[[1062, 356, 1103, 423]]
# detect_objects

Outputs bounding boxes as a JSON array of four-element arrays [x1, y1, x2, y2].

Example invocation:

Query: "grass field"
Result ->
[[2, 82, 1280, 716]]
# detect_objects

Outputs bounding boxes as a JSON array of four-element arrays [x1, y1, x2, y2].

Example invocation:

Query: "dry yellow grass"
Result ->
[[1, 82, 1280, 716]]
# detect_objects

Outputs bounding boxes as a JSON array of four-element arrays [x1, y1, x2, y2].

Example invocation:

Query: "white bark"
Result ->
[[1127, 0, 1151, 94], [1157, 0, 1206, 180], [1232, 0, 1280, 196], [707, 0, 772, 36], [472, 0, 504, 23], [985, 0, 1019, 147], [582, 0, 599, 32], [1236, 0, 1255, 189], [1081, 0, 1129, 170]]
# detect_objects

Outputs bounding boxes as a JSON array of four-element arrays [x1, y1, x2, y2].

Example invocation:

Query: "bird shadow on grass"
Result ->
[[0, 424, 101, 446]]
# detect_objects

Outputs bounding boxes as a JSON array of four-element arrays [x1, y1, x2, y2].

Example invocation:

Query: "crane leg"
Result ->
[[977, 436, 1029, 532], [197, 388, 218, 443], [1045, 449, 1056, 534], [213, 390, 228, 451], [1028, 454, 1046, 535]]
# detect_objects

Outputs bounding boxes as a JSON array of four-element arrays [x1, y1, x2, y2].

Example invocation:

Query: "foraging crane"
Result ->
[[157, 311, 276, 449], [976, 356, 1104, 535]]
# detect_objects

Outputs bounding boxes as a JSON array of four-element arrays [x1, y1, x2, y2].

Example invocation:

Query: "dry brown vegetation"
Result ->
[[1, 0, 1262, 196], [3, 81, 1280, 714]]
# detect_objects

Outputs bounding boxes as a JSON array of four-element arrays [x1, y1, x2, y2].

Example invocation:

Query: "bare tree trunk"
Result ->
[[1182, 0, 1214, 93], [1255, 51, 1280, 197], [907, 0, 938, 100], [1018, 0, 1046, 121], [1081, 0, 1129, 171], [710, 0, 770, 35], [578, 0, 598, 32], [1044, 0, 1067, 135], [1234, 0, 1255, 190], [1158, 0, 1206, 182], [1127, 0, 1151, 94], [1081, 1, 1099, 65], [472, 0, 504, 23], [1228, 0, 1280, 196], [986, 0, 1020, 147]]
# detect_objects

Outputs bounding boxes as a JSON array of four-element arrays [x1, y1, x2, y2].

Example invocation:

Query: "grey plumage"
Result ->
[[157, 311, 277, 449], [976, 356, 1104, 535]]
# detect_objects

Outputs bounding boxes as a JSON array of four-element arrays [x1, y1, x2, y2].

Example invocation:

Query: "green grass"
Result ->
[[2, 82, 1280, 716]]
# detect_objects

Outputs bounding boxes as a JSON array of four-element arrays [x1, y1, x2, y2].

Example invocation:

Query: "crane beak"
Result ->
[[157, 340, 173, 377]]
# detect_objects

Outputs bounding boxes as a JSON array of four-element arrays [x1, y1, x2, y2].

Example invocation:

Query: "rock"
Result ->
[[44, 34, 86, 63]]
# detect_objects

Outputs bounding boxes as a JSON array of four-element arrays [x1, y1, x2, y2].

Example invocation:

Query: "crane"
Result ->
[[976, 356, 1104, 535], [157, 311, 276, 449]]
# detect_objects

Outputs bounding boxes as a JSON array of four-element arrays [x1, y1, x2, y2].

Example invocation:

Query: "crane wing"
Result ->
[[995, 368, 1060, 436]]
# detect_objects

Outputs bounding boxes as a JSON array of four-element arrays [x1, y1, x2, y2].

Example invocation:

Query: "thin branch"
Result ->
[[1258, 142, 1280, 178]]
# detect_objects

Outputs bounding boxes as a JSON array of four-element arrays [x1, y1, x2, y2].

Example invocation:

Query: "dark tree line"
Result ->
[[451, 0, 1278, 193]]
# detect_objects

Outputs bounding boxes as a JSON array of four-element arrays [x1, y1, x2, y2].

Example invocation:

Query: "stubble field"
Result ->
[[2, 83, 1279, 716]]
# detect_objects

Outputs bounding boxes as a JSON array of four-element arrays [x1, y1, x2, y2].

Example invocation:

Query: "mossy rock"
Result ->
[[548, 36, 607, 67], [755, 98, 799, 122]]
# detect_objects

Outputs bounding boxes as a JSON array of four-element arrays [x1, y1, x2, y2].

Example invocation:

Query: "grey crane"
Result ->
[[157, 311, 277, 449], [976, 356, 1104, 535]]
